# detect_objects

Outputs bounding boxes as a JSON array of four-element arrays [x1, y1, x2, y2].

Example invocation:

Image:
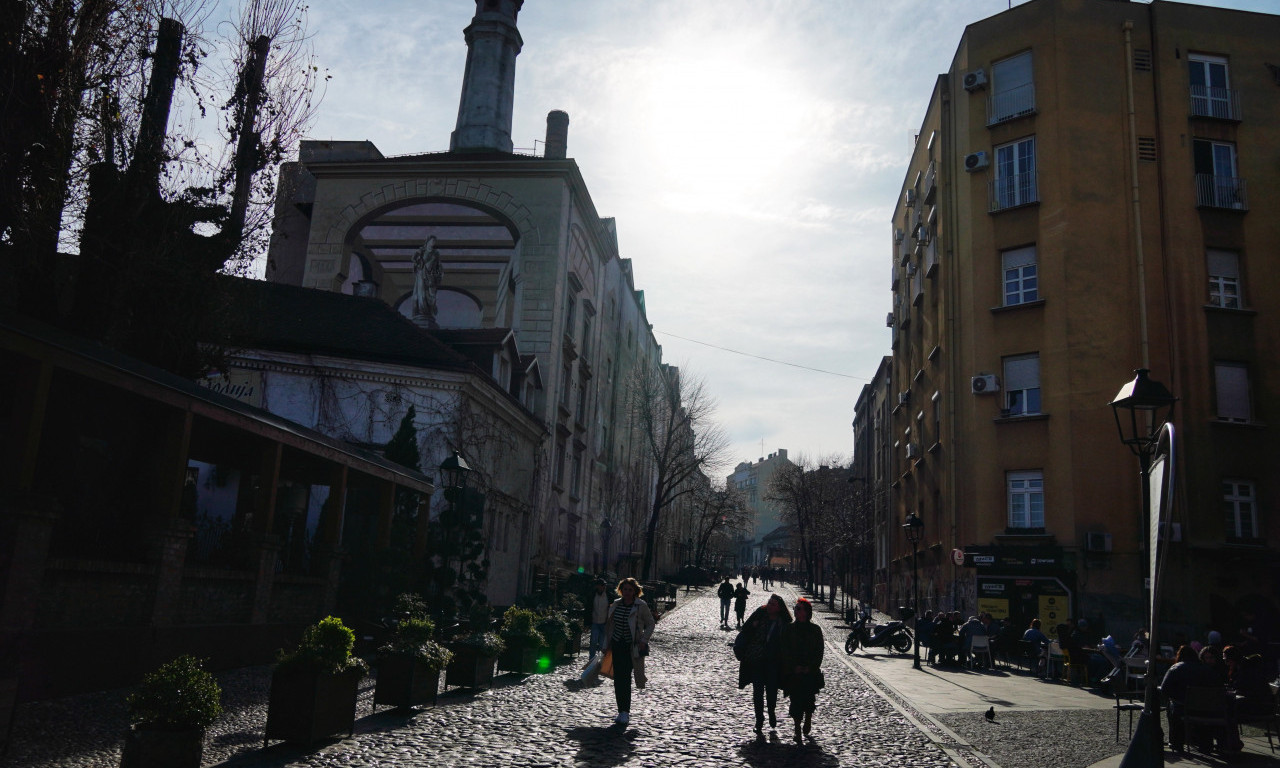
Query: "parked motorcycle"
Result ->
[[845, 606, 914, 655]]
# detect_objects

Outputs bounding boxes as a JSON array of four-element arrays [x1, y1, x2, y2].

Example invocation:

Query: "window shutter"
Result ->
[[1215, 363, 1250, 421], [1003, 354, 1040, 391], [1002, 246, 1036, 271], [1207, 249, 1238, 279]]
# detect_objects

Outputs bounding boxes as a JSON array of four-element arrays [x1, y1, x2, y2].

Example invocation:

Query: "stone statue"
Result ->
[[411, 235, 443, 327]]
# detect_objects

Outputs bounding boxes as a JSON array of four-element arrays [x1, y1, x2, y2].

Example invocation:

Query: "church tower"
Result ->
[[450, 0, 524, 153]]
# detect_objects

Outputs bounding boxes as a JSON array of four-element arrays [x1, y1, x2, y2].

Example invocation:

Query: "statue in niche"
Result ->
[[411, 235, 444, 328]]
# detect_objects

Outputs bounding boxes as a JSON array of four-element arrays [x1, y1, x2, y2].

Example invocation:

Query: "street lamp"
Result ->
[[1109, 368, 1176, 768], [903, 512, 924, 671], [438, 450, 473, 587]]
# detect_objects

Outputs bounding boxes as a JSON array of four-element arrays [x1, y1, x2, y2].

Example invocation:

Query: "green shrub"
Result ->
[[451, 631, 504, 657], [278, 616, 369, 674], [500, 606, 545, 646], [126, 655, 222, 731], [378, 616, 453, 671], [536, 611, 572, 647]]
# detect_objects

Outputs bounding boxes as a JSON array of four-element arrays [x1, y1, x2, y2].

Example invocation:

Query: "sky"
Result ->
[[298, 0, 1274, 475]]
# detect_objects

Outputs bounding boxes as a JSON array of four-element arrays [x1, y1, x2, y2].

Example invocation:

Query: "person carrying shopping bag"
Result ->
[[601, 577, 655, 725]]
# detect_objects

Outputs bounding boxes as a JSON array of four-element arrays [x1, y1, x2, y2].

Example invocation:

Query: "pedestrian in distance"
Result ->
[[717, 576, 735, 627], [601, 577, 655, 726], [782, 597, 824, 743], [733, 581, 750, 628], [735, 594, 792, 735], [588, 578, 611, 659]]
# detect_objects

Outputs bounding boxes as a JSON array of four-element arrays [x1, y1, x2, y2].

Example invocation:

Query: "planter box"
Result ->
[[120, 726, 204, 768], [565, 630, 583, 658], [264, 666, 364, 747], [498, 642, 540, 674], [372, 657, 441, 711], [444, 646, 497, 689]]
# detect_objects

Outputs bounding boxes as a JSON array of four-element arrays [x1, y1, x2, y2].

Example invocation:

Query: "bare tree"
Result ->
[[766, 455, 855, 593], [625, 364, 731, 580], [687, 481, 749, 570]]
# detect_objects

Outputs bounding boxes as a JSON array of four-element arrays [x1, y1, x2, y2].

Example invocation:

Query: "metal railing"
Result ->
[[987, 84, 1036, 126], [1189, 85, 1240, 121], [1195, 174, 1247, 210], [988, 171, 1038, 212]]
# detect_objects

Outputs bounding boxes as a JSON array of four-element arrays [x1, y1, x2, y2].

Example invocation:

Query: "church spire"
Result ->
[[450, 0, 524, 153]]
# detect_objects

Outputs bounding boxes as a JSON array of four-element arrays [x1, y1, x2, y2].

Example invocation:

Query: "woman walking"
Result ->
[[735, 594, 792, 734], [781, 597, 824, 742], [601, 577, 655, 725], [733, 581, 751, 628]]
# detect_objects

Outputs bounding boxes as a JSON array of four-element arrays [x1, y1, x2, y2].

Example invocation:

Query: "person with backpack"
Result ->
[[734, 594, 792, 735], [717, 576, 735, 627]]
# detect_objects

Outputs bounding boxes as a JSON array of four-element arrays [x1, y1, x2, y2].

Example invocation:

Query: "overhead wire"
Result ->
[[654, 329, 869, 381]]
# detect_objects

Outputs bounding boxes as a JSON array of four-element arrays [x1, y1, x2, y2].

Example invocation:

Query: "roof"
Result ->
[[221, 277, 475, 371]]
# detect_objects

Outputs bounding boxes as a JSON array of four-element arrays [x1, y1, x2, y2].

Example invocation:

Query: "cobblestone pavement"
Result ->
[[5, 583, 966, 768]]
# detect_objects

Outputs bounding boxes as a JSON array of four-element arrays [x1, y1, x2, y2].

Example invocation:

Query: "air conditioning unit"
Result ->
[[904, 189, 917, 206], [906, 443, 921, 459], [898, 391, 911, 405], [963, 69, 988, 92], [1086, 532, 1113, 553], [886, 312, 895, 328], [894, 227, 904, 243], [906, 262, 917, 276], [970, 374, 1000, 394], [964, 151, 990, 172]]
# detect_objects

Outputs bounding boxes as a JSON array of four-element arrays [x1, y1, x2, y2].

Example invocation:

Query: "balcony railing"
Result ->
[[923, 160, 937, 204], [987, 84, 1036, 126], [1195, 174, 1247, 210], [988, 172, 1038, 212], [1189, 85, 1240, 121]]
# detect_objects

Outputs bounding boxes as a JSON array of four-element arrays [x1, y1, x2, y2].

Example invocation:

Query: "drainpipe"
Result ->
[[1123, 21, 1150, 369]]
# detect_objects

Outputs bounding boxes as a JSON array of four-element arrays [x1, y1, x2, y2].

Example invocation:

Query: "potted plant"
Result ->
[[535, 610, 573, 668], [498, 606, 545, 674], [121, 655, 222, 768], [373, 603, 452, 711], [559, 594, 585, 658], [264, 616, 369, 747], [445, 605, 503, 690]]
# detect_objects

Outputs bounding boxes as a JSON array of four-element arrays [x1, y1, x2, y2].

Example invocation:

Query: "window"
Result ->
[[564, 290, 577, 340], [1193, 139, 1244, 209], [1214, 362, 1251, 422], [990, 51, 1034, 124], [1002, 353, 1041, 416], [1002, 245, 1038, 306], [553, 439, 566, 487], [581, 312, 593, 361], [576, 373, 588, 421], [571, 451, 583, 497], [1223, 479, 1257, 539], [1007, 470, 1044, 529], [1189, 54, 1233, 119], [1207, 249, 1241, 308], [993, 136, 1037, 210], [560, 363, 571, 407]]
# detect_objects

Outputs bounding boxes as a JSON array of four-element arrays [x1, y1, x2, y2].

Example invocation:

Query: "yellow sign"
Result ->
[[978, 598, 1009, 619], [1039, 594, 1067, 626]]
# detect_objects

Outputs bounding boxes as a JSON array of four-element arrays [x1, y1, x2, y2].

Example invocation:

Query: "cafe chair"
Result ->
[[1183, 685, 1231, 750], [969, 635, 994, 670], [1234, 697, 1278, 754], [1112, 678, 1143, 742], [1045, 640, 1065, 680]]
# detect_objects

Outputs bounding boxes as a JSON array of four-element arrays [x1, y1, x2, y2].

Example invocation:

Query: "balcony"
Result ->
[[988, 172, 1038, 212], [924, 238, 938, 277], [923, 160, 937, 204], [987, 84, 1036, 126], [1189, 85, 1240, 121], [1195, 174, 1248, 210]]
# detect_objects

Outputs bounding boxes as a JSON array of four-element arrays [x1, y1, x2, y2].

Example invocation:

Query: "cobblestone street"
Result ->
[[5, 584, 961, 768]]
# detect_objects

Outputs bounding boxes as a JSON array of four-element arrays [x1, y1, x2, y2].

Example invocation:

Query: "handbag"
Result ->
[[598, 648, 614, 679], [580, 654, 602, 682]]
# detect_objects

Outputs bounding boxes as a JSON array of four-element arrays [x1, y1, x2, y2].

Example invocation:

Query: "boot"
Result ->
[[769, 709, 777, 729], [754, 716, 763, 735], [793, 719, 803, 743], [803, 711, 812, 735]]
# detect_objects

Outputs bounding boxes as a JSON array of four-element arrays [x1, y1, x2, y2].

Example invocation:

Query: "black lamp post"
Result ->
[[438, 450, 473, 585], [601, 517, 613, 574], [903, 512, 924, 670], [1109, 368, 1176, 768]]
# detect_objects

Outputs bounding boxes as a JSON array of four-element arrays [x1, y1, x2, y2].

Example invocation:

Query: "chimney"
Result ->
[[545, 110, 569, 159], [450, 0, 525, 153]]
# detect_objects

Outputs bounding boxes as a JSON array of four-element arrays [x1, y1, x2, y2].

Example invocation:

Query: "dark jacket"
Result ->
[[781, 620, 824, 691], [736, 606, 789, 689], [718, 581, 735, 600]]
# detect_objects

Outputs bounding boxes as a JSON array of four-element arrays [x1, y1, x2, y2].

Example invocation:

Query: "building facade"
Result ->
[[726, 448, 794, 564], [265, 0, 681, 594], [872, 0, 1279, 638]]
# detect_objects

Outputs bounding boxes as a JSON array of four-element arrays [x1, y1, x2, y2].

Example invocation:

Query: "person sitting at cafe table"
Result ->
[[931, 614, 960, 666], [1160, 644, 1231, 754]]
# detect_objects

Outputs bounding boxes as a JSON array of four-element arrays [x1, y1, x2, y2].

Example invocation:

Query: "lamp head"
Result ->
[[1109, 369, 1176, 452], [903, 512, 924, 545], [438, 450, 473, 491]]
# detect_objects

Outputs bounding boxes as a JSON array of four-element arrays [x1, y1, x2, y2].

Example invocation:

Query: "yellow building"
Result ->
[[881, 0, 1279, 639]]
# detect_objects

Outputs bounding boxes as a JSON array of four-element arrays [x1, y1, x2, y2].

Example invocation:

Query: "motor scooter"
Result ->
[[845, 606, 914, 655]]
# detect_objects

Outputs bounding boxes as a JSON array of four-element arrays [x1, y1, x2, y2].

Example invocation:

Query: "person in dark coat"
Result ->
[[736, 594, 792, 734], [781, 598, 824, 743], [733, 582, 751, 628], [1160, 644, 1226, 752]]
